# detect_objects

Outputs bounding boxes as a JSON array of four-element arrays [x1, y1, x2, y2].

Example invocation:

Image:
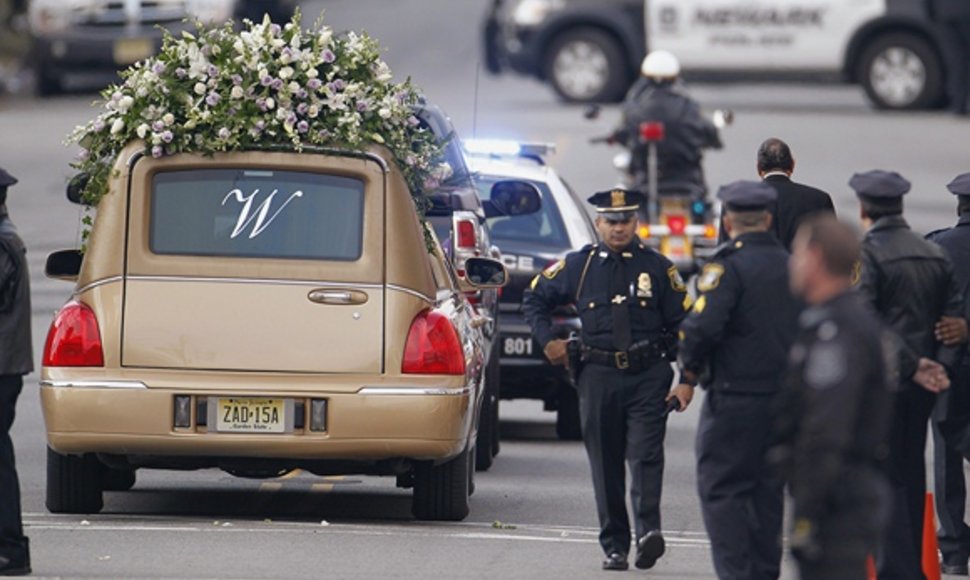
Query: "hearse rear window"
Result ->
[[150, 169, 364, 260]]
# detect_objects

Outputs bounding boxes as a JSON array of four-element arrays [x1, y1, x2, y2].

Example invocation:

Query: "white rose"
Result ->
[[230, 86, 244, 99], [279, 66, 294, 80], [307, 105, 319, 118], [110, 118, 125, 135], [317, 29, 333, 46], [306, 68, 318, 79], [288, 81, 299, 93], [136, 123, 149, 138], [265, 97, 275, 110], [118, 95, 134, 113], [194, 82, 207, 95], [163, 113, 175, 125], [378, 107, 391, 119]]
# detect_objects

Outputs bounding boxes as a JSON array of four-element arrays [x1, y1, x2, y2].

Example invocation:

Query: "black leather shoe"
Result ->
[[602, 551, 629, 571], [0, 552, 30, 577], [635, 530, 666, 570]]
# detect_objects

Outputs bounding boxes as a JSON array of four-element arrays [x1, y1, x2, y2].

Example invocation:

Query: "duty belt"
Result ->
[[581, 341, 662, 371]]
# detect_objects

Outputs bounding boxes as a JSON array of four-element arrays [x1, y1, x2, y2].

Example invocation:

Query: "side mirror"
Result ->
[[485, 180, 541, 218], [66, 173, 90, 205], [45, 249, 83, 281], [583, 104, 602, 120], [463, 257, 507, 288]]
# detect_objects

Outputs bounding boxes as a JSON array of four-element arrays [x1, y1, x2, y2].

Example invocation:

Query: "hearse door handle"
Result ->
[[307, 289, 369, 305]]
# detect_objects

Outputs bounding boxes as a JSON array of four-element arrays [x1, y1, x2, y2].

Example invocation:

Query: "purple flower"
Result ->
[[151, 120, 164, 132], [297, 103, 309, 115], [175, 67, 187, 79], [231, 74, 243, 85], [160, 130, 173, 143], [333, 79, 346, 90], [285, 112, 297, 125], [92, 119, 105, 132], [206, 92, 221, 106], [407, 115, 420, 127], [255, 120, 266, 130], [151, 145, 164, 158], [356, 100, 370, 112], [307, 78, 322, 91], [207, 64, 219, 78], [297, 120, 309, 134], [218, 127, 231, 140], [260, 75, 273, 87], [271, 78, 284, 91], [322, 49, 335, 64], [152, 62, 166, 75], [257, 98, 269, 112], [316, 129, 330, 140], [227, 107, 237, 117], [269, 24, 281, 36], [297, 89, 308, 99]]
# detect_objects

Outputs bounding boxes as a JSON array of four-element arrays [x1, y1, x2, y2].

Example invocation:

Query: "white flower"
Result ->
[[378, 107, 392, 119], [307, 104, 319, 118], [136, 123, 149, 138], [317, 28, 332, 46], [265, 97, 275, 110], [287, 81, 299, 93], [193, 82, 207, 95], [110, 118, 125, 135], [230, 86, 244, 99], [279, 66, 294, 80], [306, 68, 318, 79], [117, 95, 135, 113], [162, 113, 175, 125]]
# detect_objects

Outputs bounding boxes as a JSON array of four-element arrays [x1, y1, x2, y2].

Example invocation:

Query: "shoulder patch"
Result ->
[[682, 293, 694, 311], [542, 260, 565, 280], [692, 294, 707, 313], [697, 263, 725, 293], [667, 265, 686, 292]]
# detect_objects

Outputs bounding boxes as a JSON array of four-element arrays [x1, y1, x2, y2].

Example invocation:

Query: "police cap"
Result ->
[[946, 172, 970, 196], [587, 188, 645, 221], [716, 180, 777, 211], [0, 167, 17, 188], [848, 170, 910, 199]]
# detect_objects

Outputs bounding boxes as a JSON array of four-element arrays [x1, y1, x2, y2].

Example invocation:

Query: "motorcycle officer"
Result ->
[[611, 50, 723, 209]]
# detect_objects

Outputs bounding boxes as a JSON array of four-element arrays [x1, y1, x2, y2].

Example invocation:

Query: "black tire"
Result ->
[[856, 32, 944, 111], [46, 447, 104, 514], [412, 446, 471, 521], [475, 352, 500, 471], [544, 27, 631, 103], [101, 467, 137, 492], [556, 385, 583, 441]]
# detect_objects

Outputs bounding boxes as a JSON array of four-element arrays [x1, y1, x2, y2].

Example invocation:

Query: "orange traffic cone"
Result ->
[[923, 492, 941, 580], [866, 554, 877, 580]]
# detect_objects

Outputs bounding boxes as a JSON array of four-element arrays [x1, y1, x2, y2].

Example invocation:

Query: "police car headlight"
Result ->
[[511, 0, 564, 27]]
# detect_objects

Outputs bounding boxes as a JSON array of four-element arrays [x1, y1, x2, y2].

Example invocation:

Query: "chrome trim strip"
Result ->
[[124, 275, 384, 289], [386, 284, 434, 304], [76, 276, 123, 295], [357, 385, 473, 396], [40, 380, 148, 390]]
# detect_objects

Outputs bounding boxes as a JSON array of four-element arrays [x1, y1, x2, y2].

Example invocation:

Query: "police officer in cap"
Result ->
[[775, 216, 895, 580], [927, 172, 970, 575], [851, 169, 963, 579], [677, 180, 800, 580], [523, 188, 693, 572], [0, 166, 31, 576]]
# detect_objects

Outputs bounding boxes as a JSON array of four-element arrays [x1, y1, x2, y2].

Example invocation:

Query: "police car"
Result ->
[[484, 0, 947, 110], [464, 140, 598, 440]]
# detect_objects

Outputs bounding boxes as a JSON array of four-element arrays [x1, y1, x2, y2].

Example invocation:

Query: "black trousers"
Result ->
[[0, 374, 26, 558], [937, 19, 970, 114], [932, 365, 970, 563], [877, 386, 937, 580], [696, 390, 784, 580], [577, 361, 673, 556], [797, 470, 889, 580]]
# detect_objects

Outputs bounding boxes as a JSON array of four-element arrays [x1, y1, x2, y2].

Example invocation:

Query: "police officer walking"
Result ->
[[523, 189, 693, 572], [0, 167, 31, 576], [928, 0, 970, 116], [927, 173, 970, 575], [677, 181, 801, 580], [775, 216, 895, 580], [852, 170, 963, 579]]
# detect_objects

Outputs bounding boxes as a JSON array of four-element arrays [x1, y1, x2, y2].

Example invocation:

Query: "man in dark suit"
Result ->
[[929, 0, 970, 115], [718, 138, 834, 250]]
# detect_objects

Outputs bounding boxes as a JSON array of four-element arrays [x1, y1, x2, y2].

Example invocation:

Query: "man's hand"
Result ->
[[543, 339, 569, 367], [914, 357, 950, 393], [665, 384, 694, 412], [935, 316, 969, 346]]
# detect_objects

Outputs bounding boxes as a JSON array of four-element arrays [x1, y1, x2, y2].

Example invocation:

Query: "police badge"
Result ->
[[637, 273, 653, 297]]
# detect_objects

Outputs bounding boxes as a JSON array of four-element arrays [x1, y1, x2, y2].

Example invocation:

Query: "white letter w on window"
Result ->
[[222, 188, 304, 239]]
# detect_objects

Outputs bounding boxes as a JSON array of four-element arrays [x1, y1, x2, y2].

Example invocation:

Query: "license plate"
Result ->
[[502, 335, 536, 358], [113, 38, 154, 65], [662, 236, 689, 260], [212, 397, 289, 433]]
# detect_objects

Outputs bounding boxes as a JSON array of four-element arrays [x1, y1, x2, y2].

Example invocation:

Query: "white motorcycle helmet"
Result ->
[[640, 50, 681, 80]]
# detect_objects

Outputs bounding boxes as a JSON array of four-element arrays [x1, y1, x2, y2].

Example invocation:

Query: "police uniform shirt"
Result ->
[[782, 291, 895, 523], [523, 241, 691, 352], [678, 232, 800, 393]]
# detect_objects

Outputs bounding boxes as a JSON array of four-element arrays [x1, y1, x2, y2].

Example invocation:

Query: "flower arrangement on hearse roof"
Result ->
[[67, 11, 451, 243]]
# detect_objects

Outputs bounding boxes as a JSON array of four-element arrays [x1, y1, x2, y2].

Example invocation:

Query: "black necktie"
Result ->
[[610, 253, 632, 351]]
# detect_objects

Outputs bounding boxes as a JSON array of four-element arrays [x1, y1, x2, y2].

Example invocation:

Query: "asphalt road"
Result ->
[[1, 1, 969, 578]]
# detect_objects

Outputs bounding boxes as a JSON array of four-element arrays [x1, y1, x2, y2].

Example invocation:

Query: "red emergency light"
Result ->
[[639, 121, 666, 142], [667, 215, 687, 236]]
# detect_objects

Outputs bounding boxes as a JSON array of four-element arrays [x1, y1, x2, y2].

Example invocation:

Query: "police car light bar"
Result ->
[[463, 139, 557, 160]]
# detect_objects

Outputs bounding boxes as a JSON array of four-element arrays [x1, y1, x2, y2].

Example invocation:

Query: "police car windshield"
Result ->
[[477, 177, 569, 248]]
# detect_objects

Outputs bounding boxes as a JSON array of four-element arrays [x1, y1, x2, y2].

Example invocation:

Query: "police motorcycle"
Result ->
[[587, 107, 732, 275]]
